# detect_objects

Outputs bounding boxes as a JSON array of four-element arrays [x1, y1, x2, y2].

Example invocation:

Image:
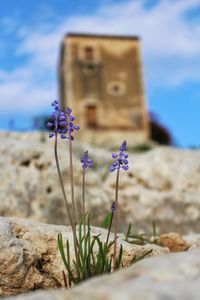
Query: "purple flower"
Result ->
[[111, 201, 116, 213], [47, 104, 80, 140], [66, 107, 80, 141], [47, 100, 67, 139], [81, 151, 93, 169], [109, 140, 129, 172]]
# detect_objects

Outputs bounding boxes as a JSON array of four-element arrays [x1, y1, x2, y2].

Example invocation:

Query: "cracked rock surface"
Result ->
[[0, 217, 168, 297], [0, 132, 200, 234], [5, 249, 200, 300]]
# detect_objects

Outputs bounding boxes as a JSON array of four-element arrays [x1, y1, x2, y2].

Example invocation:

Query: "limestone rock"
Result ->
[[103, 146, 200, 234], [1, 132, 200, 234], [183, 233, 200, 250], [6, 249, 200, 300], [0, 217, 168, 297]]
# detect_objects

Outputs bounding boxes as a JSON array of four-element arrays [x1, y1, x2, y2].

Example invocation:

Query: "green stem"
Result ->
[[54, 134, 73, 227], [69, 137, 76, 224], [82, 168, 86, 244], [113, 166, 120, 269], [54, 134, 78, 265], [105, 211, 114, 250]]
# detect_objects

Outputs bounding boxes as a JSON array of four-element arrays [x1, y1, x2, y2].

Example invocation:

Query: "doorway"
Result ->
[[86, 105, 97, 128]]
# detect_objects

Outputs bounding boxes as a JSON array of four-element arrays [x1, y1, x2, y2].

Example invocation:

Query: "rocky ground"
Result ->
[[1, 131, 200, 299], [6, 248, 200, 300], [1, 217, 200, 299], [0, 217, 169, 297], [0, 132, 200, 234]]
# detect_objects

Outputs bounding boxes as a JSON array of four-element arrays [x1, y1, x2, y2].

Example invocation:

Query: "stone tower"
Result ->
[[59, 33, 149, 146]]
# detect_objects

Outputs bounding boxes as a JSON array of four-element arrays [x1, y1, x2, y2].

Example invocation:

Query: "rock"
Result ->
[[103, 146, 200, 234], [0, 132, 200, 234], [157, 233, 189, 252], [5, 248, 200, 300], [183, 233, 200, 250], [0, 217, 168, 297]]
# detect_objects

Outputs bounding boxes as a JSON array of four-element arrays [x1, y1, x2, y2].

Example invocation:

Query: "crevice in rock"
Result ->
[[34, 254, 61, 288], [20, 160, 31, 167], [35, 258, 49, 275], [46, 186, 52, 194], [34, 161, 51, 171]]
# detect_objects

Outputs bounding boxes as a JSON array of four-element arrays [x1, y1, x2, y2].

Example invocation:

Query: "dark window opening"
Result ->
[[87, 64, 95, 70], [85, 47, 93, 60], [86, 105, 97, 128], [112, 85, 119, 92]]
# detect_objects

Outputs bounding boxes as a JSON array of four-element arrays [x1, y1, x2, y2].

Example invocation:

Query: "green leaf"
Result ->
[[115, 244, 123, 269], [125, 223, 132, 241], [57, 233, 74, 283], [152, 220, 157, 243], [131, 249, 153, 264]]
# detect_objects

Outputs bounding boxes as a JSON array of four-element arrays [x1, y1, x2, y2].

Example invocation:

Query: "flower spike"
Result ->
[[47, 100, 67, 139], [109, 141, 129, 172]]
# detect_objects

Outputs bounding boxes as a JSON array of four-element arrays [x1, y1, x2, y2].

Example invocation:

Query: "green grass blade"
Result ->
[[125, 223, 132, 241], [115, 244, 123, 269], [132, 249, 153, 264], [57, 233, 74, 283], [152, 220, 157, 243]]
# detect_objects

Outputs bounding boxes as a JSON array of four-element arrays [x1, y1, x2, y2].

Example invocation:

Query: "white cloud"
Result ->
[[0, 67, 55, 113], [18, 0, 200, 59], [1, 0, 200, 113]]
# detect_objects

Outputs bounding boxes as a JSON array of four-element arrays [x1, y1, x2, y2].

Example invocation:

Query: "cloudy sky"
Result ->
[[0, 0, 200, 147]]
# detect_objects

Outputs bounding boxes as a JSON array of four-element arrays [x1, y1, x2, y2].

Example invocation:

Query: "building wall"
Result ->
[[59, 34, 149, 146]]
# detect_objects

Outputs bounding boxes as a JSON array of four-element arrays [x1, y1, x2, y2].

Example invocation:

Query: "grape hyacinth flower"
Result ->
[[109, 141, 129, 172], [81, 151, 93, 169], [47, 100, 67, 139], [66, 107, 80, 141], [110, 141, 129, 269], [80, 151, 93, 240]]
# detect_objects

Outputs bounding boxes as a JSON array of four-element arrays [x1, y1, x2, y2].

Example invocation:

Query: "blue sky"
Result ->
[[0, 0, 200, 147]]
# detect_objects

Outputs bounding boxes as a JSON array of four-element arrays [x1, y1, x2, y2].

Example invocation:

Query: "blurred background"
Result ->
[[0, 0, 200, 147]]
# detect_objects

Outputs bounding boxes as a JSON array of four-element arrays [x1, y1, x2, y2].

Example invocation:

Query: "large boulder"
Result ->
[[0, 132, 200, 234], [104, 146, 200, 234], [5, 248, 200, 300], [0, 217, 168, 297]]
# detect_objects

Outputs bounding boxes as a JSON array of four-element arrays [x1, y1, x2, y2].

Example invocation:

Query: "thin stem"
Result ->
[[82, 168, 86, 241], [54, 134, 73, 227], [69, 136, 76, 224], [113, 166, 120, 269], [54, 134, 78, 265], [105, 211, 114, 249], [62, 271, 68, 288]]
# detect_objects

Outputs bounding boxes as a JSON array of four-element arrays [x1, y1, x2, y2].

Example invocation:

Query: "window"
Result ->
[[86, 105, 97, 128], [107, 81, 126, 96], [85, 47, 93, 60]]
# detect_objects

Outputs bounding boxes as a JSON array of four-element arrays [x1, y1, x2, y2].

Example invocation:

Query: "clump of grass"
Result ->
[[125, 220, 158, 245], [57, 213, 123, 287]]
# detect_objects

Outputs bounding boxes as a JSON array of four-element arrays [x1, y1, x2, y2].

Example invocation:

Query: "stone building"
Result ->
[[59, 33, 149, 146]]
